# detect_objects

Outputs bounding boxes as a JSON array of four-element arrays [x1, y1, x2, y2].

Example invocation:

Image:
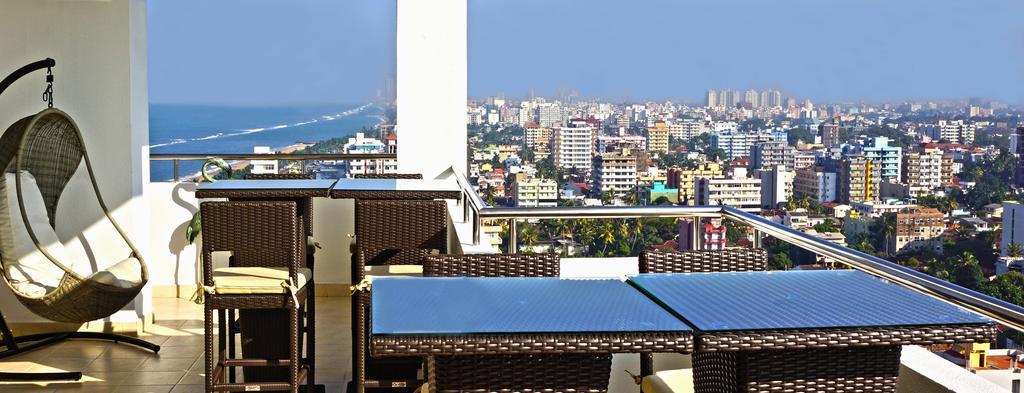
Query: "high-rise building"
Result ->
[[750, 141, 796, 171], [862, 136, 902, 184], [759, 90, 771, 109], [513, 177, 558, 207], [593, 147, 639, 199], [705, 89, 718, 108], [839, 154, 879, 203], [892, 207, 945, 254], [668, 118, 704, 141], [902, 148, 953, 197], [930, 120, 975, 144], [712, 131, 784, 159], [758, 165, 795, 208], [770, 90, 783, 107], [744, 89, 759, 108], [794, 167, 838, 202], [819, 117, 841, 148], [536, 103, 563, 128], [1001, 201, 1024, 256], [695, 168, 762, 212], [1014, 127, 1024, 188], [553, 119, 594, 171], [646, 120, 671, 154]]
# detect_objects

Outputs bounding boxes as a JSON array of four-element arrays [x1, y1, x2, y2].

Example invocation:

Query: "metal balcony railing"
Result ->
[[450, 169, 1024, 334], [150, 153, 398, 181], [146, 155, 1024, 334]]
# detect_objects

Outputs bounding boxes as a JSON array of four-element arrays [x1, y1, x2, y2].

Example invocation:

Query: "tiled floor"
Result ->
[[0, 297, 352, 393]]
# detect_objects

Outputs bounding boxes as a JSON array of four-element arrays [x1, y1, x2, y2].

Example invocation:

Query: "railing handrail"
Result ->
[[470, 190, 1024, 332], [149, 152, 396, 161]]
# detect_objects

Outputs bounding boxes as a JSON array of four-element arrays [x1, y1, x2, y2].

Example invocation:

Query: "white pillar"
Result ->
[[396, 0, 468, 179]]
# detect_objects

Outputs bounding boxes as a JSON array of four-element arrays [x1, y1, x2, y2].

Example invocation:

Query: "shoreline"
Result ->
[[181, 142, 315, 181]]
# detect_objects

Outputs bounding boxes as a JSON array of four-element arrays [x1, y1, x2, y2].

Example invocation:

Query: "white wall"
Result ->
[[396, 0, 467, 179], [0, 0, 150, 323]]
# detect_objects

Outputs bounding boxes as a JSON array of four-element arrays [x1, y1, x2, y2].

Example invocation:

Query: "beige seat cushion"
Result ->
[[364, 265, 423, 282], [0, 172, 76, 297], [89, 257, 144, 288], [641, 369, 693, 393], [212, 266, 311, 294]]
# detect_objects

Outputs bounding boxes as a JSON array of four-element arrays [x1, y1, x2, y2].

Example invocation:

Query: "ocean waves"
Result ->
[[150, 103, 372, 149]]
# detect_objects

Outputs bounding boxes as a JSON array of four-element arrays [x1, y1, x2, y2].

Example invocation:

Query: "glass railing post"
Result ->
[[752, 229, 763, 249], [508, 218, 517, 254], [172, 159, 179, 182]]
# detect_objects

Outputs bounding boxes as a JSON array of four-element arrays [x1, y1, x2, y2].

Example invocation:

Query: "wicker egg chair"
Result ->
[[0, 59, 159, 382]]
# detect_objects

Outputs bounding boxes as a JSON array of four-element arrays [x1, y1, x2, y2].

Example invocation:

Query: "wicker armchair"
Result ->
[[420, 253, 612, 393], [242, 172, 317, 263], [200, 201, 314, 392], [637, 248, 767, 393], [353, 199, 448, 392]]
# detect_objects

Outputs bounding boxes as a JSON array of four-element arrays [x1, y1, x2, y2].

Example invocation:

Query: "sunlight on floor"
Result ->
[[0, 297, 351, 393]]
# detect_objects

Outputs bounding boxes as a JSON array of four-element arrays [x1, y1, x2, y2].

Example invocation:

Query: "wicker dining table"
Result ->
[[369, 276, 695, 391], [629, 270, 998, 393]]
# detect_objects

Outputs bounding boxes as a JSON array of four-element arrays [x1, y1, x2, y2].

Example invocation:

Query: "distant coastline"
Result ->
[[149, 103, 382, 181]]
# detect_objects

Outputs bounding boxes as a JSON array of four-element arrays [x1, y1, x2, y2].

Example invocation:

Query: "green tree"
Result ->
[[952, 263, 985, 290], [768, 252, 793, 271]]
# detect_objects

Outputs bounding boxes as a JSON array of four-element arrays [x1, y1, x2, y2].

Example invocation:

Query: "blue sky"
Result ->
[[149, 0, 1024, 105]]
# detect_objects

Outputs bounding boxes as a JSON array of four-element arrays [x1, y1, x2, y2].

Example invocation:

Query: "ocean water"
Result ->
[[149, 103, 382, 181]]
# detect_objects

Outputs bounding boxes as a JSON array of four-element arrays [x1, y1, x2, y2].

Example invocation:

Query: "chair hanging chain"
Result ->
[[42, 66, 53, 108]]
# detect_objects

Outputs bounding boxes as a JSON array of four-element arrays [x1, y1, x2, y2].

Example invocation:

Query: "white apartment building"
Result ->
[[340, 132, 398, 177], [758, 165, 794, 208], [1001, 201, 1024, 256], [903, 148, 952, 197], [793, 150, 816, 169], [851, 200, 917, 218], [711, 131, 783, 159], [593, 149, 639, 199], [923, 120, 975, 144], [537, 102, 563, 128], [514, 177, 558, 207], [250, 146, 278, 174], [553, 120, 594, 171], [667, 118, 705, 141], [793, 168, 838, 202], [695, 167, 762, 213]]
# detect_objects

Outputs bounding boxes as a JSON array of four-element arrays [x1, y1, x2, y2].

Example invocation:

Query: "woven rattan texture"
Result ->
[[698, 324, 996, 352], [639, 248, 768, 273], [427, 354, 611, 393], [355, 200, 448, 267], [353, 173, 423, 179], [371, 332, 693, 357], [694, 346, 901, 393], [422, 253, 560, 277]]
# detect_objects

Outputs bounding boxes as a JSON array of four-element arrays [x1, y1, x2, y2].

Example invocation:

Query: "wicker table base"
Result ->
[[694, 346, 901, 393]]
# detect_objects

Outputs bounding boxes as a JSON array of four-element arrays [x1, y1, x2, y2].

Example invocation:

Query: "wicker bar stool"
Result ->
[[352, 199, 448, 393], [201, 201, 315, 393], [420, 253, 613, 393], [637, 248, 767, 393], [238, 173, 318, 385]]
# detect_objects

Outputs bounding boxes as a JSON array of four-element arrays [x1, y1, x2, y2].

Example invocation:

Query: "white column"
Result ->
[[396, 0, 468, 179]]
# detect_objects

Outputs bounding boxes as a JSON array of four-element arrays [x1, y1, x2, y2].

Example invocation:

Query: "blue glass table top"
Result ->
[[332, 178, 461, 193], [196, 179, 337, 191], [629, 270, 993, 332], [371, 277, 693, 335]]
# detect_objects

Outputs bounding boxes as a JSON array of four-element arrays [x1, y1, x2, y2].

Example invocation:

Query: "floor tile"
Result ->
[[119, 371, 185, 386]]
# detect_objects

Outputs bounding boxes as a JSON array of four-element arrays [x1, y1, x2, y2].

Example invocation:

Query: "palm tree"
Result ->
[[598, 220, 616, 254], [520, 225, 539, 248], [879, 213, 897, 255], [1009, 242, 1023, 258]]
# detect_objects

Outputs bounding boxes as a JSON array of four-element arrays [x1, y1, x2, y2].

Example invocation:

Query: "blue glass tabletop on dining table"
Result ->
[[370, 276, 693, 335], [628, 270, 994, 332]]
